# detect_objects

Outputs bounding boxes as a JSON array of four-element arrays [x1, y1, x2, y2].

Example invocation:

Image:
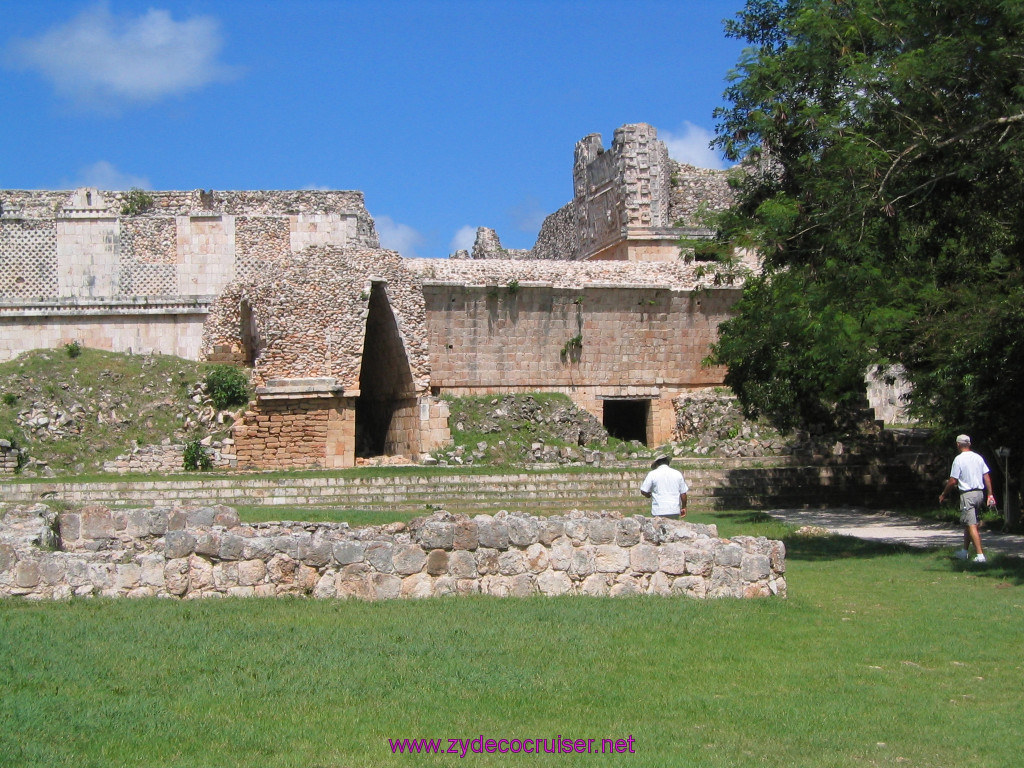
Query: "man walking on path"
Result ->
[[641, 455, 688, 518], [938, 434, 997, 563]]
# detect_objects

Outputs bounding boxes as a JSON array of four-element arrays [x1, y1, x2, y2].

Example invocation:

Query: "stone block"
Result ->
[[595, 545, 629, 573], [708, 566, 741, 598], [164, 558, 190, 596], [509, 573, 536, 597], [453, 519, 479, 550], [568, 545, 596, 578], [418, 521, 455, 551], [741, 554, 771, 582], [538, 519, 564, 546], [475, 547, 499, 575], [393, 544, 427, 575], [524, 542, 549, 573], [165, 530, 197, 559], [537, 570, 572, 596], [671, 575, 707, 598], [476, 519, 509, 549], [364, 541, 394, 573], [506, 515, 539, 546], [615, 518, 641, 547], [448, 550, 477, 578], [79, 507, 115, 540], [589, 519, 617, 544], [401, 572, 434, 598], [564, 518, 589, 543], [658, 542, 687, 575], [238, 559, 267, 587], [188, 556, 213, 590], [715, 543, 743, 568], [497, 550, 526, 576], [684, 547, 714, 577], [299, 539, 333, 568], [581, 573, 611, 596], [242, 537, 276, 561], [610, 576, 641, 597], [15, 560, 40, 588], [219, 534, 245, 561], [333, 541, 365, 565], [630, 543, 660, 573], [425, 549, 449, 576], [369, 572, 402, 600]]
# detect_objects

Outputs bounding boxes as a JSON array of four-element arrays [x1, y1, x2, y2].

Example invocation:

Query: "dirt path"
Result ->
[[764, 507, 1024, 559]]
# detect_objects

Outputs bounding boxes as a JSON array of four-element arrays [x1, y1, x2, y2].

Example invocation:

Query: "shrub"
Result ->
[[183, 440, 212, 471], [1, 393, 17, 407], [204, 365, 250, 411], [64, 340, 82, 358], [120, 187, 154, 216]]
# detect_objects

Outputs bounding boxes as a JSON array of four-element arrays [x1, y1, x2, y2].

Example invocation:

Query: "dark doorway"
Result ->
[[603, 399, 650, 444], [240, 300, 259, 366], [356, 282, 415, 457]]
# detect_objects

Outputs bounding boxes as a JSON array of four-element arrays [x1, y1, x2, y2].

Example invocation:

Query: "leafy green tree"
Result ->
[[707, 0, 1024, 514]]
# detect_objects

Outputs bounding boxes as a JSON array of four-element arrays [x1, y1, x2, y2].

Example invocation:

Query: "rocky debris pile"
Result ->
[[0, 349, 241, 475], [433, 394, 615, 466], [674, 390, 790, 458], [1, 505, 787, 601]]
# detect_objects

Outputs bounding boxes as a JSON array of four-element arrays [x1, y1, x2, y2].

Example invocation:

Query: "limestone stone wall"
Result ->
[[233, 396, 353, 470], [101, 440, 237, 474], [0, 505, 786, 601], [0, 188, 377, 361]]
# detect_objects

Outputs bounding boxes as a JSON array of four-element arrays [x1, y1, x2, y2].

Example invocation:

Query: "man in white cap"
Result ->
[[640, 455, 688, 518], [938, 434, 997, 563]]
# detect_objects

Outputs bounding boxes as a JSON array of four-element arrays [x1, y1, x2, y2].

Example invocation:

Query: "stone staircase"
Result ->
[[1, 453, 937, 517]]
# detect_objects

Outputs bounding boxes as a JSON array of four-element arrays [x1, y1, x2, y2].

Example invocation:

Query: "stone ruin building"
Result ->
[[1, 123, 759, 469]]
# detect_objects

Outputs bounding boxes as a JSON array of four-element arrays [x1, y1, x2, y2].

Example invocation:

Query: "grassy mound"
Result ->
[[0, 348, 246, 474]]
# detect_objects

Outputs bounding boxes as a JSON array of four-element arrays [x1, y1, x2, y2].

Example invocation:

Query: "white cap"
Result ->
[[956, 434, 971, 445]]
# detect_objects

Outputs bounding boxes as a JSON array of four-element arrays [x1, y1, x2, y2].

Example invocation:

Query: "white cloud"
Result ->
[[375, 215, 425, 258], [660, 122, 727, 170], [450, 225, 476, 253], [6, 2, 239, 109], [62, 160, 150, 190]]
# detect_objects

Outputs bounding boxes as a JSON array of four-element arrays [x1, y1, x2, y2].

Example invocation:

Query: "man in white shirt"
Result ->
[[640, 455, 689, 518], [938, 434, 996, 564]]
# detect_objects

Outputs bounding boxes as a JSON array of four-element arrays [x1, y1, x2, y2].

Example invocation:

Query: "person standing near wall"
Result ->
[[938, 434, 997, 564], [640, 455, 688, 518]]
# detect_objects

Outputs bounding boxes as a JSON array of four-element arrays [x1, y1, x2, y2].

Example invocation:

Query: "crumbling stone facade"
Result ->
[[201, 248, 739, 468], [2, 125, 756, 471], [0, 504, 787, 600], [0, 188, 377, 361], [529, 124, 737, 262]]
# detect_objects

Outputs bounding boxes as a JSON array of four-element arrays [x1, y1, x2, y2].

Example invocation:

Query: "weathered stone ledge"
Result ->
[[0, 505, 786, 601]]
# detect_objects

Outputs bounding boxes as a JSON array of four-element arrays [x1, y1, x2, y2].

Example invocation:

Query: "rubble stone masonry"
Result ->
[[0, 188, 377, 361], [0, 505, 786, 601]]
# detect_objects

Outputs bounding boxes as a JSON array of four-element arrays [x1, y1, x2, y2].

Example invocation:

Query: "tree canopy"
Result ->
[[708, 0, 1024, 472]]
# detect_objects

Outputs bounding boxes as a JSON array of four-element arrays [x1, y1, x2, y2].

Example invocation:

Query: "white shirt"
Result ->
[[950, 450, 990, 492], [641, 464, 689, 516]]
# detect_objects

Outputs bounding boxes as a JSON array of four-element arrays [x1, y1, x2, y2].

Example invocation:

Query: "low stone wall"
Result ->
[[101, 440, 237, 474], [0, 505, 786, 601]]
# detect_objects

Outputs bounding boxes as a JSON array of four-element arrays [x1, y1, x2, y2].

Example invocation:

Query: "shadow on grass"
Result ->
[[716, 510, 1024, 584], [943, 554, 1024, 586]]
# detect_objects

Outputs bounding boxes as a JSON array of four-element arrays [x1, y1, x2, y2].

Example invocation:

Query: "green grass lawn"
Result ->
[[2, 510, 1022, 768]]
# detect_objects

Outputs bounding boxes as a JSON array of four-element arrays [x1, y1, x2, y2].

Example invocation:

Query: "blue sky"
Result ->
[[1, 0, 747, 258]]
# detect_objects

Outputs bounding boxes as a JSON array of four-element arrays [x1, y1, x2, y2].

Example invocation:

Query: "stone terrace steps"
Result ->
[[1, 458, 933, 515]]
